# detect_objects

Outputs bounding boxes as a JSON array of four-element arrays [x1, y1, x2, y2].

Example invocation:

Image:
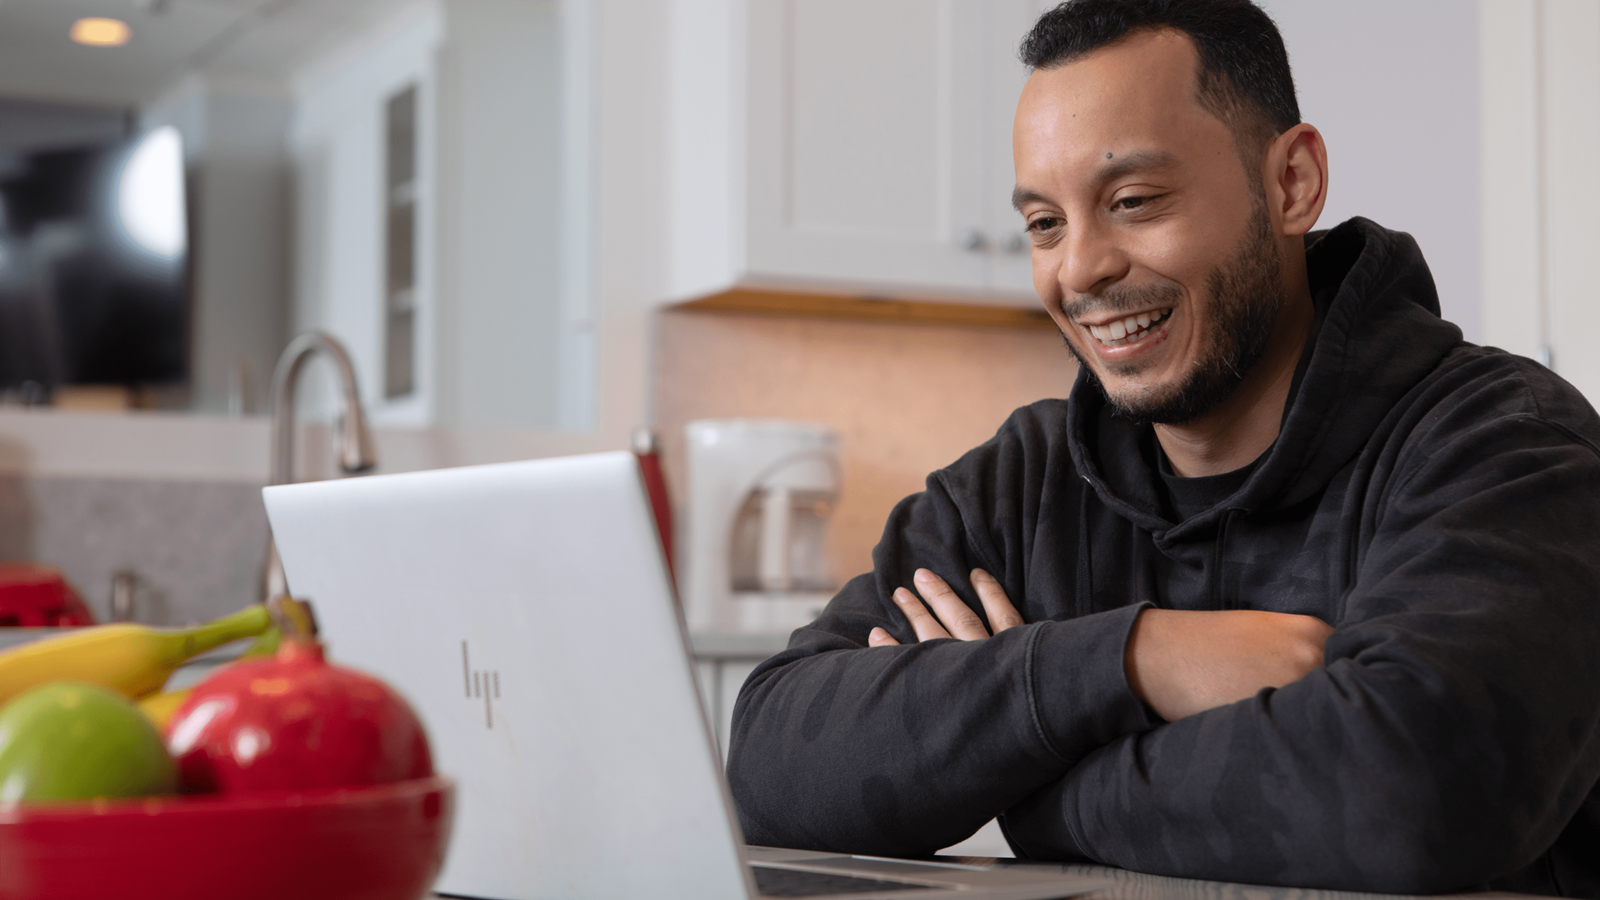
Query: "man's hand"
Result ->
[[868, 568, 1022, 646], [1126, 608, 1334, 721]]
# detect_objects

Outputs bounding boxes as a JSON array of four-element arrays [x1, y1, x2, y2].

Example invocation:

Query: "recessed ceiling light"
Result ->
[[70, 17, 132, 47]]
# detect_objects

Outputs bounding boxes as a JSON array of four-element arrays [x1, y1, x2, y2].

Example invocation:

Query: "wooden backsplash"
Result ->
[[652, 306, 1078, 589]]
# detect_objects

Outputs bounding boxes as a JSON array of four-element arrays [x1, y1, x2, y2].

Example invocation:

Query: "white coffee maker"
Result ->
[[682, 419, 841, 634]]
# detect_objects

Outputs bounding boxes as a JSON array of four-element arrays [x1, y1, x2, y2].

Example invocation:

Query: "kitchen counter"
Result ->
[[998, 863, 1536, 900], [423, 860, 1540, 900], [689, 630, 792, 660]]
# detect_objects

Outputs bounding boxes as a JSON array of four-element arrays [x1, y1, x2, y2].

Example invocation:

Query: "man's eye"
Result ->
[[1113, 195, 1155, 211], [1027, 216, 1062, 234]]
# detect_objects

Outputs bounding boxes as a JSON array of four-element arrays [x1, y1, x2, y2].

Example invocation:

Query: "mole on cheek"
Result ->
[[1106, 152, 1113, 159]]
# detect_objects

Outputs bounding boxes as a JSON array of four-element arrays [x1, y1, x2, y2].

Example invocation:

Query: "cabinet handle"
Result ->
[[958, 228, 987, 252], [1002, 233, 1028, 255]]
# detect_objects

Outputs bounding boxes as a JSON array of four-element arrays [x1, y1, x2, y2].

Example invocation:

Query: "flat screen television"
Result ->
[[0, 126, 189, 395]]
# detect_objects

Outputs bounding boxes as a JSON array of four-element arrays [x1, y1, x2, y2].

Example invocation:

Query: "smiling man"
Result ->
[[726, 1, 1600, 896]]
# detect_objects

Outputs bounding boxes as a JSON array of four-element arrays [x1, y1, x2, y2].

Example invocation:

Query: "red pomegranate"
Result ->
[[165, 635, 432, 794]]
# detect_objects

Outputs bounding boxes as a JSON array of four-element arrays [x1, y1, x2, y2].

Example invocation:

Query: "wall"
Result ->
[[142, 75, 294, 416], [1261, 0, 1482, 342], [652, 310, 1076, 586]]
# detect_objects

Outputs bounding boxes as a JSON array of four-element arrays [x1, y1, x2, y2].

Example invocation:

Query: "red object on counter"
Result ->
[[0, 775, 454, 900], [634, 441, 676, 590], [0, 563, 95, 627], [165, 639, 433, 794]]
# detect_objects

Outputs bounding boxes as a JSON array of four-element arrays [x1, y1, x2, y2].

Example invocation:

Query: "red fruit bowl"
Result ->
[[0, 775, 454, 900]]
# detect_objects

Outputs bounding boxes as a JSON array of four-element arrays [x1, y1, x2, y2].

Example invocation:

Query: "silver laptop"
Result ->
[[263, 452, 1107, 900]]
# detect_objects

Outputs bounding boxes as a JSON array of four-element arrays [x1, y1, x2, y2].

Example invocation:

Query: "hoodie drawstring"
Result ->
[[1077, 480, 1095, 617], [1211, 507, 1249, 609]]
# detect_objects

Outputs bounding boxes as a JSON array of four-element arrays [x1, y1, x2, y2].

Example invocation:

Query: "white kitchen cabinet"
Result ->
[[290, 0, 594, 431], [668, 0, 1046, 308]]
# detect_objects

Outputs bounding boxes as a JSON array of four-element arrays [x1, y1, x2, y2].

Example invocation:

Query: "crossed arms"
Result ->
[[725, 399, 1600, 893], [871, 567, 1332, 723]]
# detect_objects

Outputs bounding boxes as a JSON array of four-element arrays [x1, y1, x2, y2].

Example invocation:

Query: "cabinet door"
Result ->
[[743, 0, 1036, 305], [981, 0, 1049, 299]]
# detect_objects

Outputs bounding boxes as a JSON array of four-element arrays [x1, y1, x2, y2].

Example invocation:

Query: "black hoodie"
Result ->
[[726, 218, 1600, 896]]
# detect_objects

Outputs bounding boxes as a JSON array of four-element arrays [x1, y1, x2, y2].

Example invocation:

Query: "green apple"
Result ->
[[0, 681, 177, 804]]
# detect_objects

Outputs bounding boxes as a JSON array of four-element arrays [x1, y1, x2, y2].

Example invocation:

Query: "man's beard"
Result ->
[[1061, 204, 1283, 426]]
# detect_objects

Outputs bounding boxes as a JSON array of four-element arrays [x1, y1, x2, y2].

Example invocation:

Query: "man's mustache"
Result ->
[[1059, 281, 1182, 321]]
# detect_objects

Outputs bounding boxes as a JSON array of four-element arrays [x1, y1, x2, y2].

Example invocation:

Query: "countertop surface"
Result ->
[[990, 863, 1537, 900], [689, 630, 793, 659], [426, 859, 1543, 900]]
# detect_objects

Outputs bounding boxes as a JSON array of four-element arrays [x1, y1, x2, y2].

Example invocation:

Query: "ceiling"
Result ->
[[0, 0, 415, 110]]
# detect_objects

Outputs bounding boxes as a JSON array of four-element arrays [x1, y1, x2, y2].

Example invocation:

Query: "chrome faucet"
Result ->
[[262, 331, 378, 600]]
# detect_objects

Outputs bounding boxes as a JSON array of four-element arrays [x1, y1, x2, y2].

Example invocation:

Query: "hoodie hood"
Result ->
[[1066, 217, 1465, 540]]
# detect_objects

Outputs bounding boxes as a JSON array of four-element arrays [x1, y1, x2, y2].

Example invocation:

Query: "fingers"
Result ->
[[883, 568, 1026, 645], [971, 569, 1024, 633], [910, 568, 990, 640], [892, 586, 954, 641]]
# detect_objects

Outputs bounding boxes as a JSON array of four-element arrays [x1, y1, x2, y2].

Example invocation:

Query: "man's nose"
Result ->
[[1060, 219, 1129, 296]]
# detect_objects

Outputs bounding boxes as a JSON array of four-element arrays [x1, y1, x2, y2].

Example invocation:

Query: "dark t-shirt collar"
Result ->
[[1155, 444, 1258, 523]]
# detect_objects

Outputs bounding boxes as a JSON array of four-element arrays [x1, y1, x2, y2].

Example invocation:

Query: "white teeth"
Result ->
[[1082, 307, 1172, 347]]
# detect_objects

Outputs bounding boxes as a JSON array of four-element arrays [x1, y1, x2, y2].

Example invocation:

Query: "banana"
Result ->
[[137, 686, 194, 731], [0, 604, 271, 709], [136, 624, 284, 730]]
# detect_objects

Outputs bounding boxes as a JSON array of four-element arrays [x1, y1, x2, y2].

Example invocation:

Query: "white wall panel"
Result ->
[[1262, 0, 1483, 342]]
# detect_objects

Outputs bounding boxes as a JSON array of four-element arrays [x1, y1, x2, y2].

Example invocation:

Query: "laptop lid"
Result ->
[[263, 452, 755, 900]]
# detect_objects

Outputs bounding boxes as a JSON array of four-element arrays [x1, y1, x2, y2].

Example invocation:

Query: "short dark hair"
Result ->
[[1020, 0, 1300, 160]]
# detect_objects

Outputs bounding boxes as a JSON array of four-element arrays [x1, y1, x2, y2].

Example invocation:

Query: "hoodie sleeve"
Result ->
[[725, 406, 1159, 857], [1001, 408, 1600, 893]]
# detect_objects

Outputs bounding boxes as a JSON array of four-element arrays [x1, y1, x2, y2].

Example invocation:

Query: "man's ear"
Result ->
[[1265, 123, 1328, 237]]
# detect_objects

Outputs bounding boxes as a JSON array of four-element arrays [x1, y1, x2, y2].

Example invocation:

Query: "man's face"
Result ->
[[1013, 29, 1286, 424]]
